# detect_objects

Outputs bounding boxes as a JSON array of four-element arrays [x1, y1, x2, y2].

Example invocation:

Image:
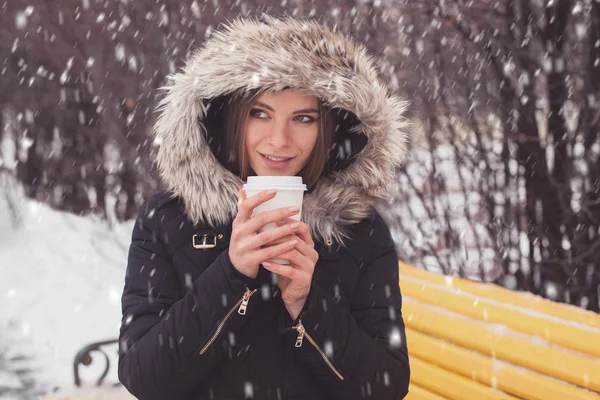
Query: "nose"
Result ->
[[266, 122, 292, 148]]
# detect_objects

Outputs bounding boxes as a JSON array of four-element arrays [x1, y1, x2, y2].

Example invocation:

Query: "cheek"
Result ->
[[302, 128, 319, 154], [244, 126, 259, 152]]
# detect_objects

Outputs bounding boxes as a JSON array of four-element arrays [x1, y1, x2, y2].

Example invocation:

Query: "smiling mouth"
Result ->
[[260, 154, 295, 162]]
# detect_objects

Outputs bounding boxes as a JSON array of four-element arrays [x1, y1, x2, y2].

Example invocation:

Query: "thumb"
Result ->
[[237, 188, 246, 207]]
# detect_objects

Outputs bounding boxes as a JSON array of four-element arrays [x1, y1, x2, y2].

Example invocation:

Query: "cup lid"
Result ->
[[243, 183, 307, 191], [246, 176, 303, 185], [243, 176, 307, 191]]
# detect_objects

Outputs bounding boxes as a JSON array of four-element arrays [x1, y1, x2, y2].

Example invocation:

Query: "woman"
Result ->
[[119, 15, 411, 400]]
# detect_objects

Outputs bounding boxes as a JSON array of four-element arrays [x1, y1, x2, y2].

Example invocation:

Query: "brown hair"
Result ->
[[224, 90, 336, 188]]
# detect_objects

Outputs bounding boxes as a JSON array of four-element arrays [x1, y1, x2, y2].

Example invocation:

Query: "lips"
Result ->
[[260, 153, 295, 169], [261, 153, 294, 161]]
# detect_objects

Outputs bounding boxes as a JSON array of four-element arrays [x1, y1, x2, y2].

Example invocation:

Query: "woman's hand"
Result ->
[[261, 219, 319, 320], [229, 189, 302, 280]]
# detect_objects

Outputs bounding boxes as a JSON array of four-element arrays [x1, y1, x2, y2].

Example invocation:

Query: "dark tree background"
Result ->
[[1, 0, 598, 312], [383, 0, 600, 312]]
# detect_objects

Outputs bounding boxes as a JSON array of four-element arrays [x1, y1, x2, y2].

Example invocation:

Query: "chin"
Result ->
[[255, 168, 298, 176]]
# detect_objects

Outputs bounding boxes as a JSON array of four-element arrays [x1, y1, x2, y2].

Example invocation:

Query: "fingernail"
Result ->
[[288, 206, 300, 213], [266, 190, 277, 196], [290, 222, 300, 229], [288, 239, 298, 246]]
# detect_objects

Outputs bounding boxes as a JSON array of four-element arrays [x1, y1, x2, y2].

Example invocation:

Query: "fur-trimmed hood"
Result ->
[[152, 15, 410, 245]]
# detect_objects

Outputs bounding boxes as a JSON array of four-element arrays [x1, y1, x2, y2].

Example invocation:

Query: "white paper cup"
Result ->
[[242, 176, 307, 265]]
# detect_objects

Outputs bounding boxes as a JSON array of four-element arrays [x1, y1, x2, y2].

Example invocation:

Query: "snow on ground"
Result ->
[[0, 197, 134, 395], [0, 328, 44, 399]]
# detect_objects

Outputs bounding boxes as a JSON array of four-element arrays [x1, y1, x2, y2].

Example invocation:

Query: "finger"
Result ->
[[262, 233, 297, 247], [272, 248, 313, 271], [293, 222, 314, 247], [255, 236, 299, 264], [236, 189, 277, 222], [243, 205, 301, 235], [237, 188, 247, 208], [275, 217, 293, 226], [289, 237, 316, 262], [275, 219, 312, 244], [271, 221, 316, 262], [247, 223, 300, 249], [235, 223, 299, 261], [261, 260, 301, 281]]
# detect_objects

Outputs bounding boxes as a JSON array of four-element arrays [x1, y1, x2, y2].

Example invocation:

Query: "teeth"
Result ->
[[264, 155, 290, 162]]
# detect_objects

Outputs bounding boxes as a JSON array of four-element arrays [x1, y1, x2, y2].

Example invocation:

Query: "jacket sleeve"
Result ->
[[287, 212, 410, 400], [118, 195, 258, 400]]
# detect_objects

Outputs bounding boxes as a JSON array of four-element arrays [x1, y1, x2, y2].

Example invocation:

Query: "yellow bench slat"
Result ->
[[409, 357, 519, 400], [406, 328, 600, 400], [405, 383, 448, 400], [403, 297, 600, 392], [400, 275, 600, 358], [399, 262, 600, 330]]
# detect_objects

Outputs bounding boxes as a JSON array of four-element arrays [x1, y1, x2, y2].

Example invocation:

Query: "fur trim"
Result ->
[[153, 15, 410, 245]]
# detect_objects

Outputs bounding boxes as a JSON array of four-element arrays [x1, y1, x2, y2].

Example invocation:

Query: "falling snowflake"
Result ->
[[191, 1, 201, 18], [323, 340, 334, 358], [260, 283, 270, 300], [15, 12, 28, 30], [221, 293, 227, 307], [243, 382, 254, 399], [115, 44, 126, 61], [389, 326, 403, 348]]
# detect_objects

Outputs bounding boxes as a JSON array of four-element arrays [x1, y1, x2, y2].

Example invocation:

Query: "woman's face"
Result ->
[[244, 90, 320, 177]]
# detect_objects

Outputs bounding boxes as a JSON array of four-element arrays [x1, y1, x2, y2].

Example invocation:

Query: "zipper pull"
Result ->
[[238, 288, 255, 315], [293, 320, 305, 347]]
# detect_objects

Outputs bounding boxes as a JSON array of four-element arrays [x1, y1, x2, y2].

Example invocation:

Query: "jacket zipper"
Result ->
[[199, 287, 257, 355], [292, 319, 344, 380]]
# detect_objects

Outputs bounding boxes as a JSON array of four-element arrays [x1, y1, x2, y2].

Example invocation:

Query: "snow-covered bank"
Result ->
[[0, 199, 134, 393]]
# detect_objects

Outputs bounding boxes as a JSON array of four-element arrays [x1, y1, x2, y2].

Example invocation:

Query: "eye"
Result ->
[[249, 109, 268, 119], [294, 115, 316, 124]]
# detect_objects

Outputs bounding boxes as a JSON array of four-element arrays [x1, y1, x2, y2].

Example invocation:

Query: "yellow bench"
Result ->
[[400, 262, 600, 400]]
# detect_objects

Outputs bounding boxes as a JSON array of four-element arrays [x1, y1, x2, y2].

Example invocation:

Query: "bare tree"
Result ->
[[383, 0, 600, 311]]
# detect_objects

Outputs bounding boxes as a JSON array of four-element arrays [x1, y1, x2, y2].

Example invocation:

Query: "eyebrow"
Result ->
[[253, 101, 319, 114]]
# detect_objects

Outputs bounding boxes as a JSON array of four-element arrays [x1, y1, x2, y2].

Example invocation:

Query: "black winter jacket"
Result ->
[[118, 15, 412, 400], [118, 192, 410, 400]]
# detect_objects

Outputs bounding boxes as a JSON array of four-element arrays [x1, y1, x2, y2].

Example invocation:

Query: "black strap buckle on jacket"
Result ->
[[192, 233, 223, 249]]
